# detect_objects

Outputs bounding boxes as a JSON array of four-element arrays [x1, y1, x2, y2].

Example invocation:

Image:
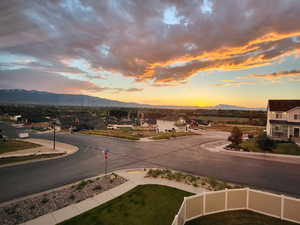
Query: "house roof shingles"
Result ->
[[268, 100, 300, 112]]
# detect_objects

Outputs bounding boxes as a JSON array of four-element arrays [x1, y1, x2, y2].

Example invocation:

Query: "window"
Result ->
[[294, 114, 300, 120], [275, 113, 282, 119]]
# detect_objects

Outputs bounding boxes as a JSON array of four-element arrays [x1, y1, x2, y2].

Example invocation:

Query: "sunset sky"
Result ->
[[0, 0, 300, 108]]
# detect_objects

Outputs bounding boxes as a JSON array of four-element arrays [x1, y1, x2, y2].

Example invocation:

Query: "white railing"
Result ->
[[171, 188, 300, 225]]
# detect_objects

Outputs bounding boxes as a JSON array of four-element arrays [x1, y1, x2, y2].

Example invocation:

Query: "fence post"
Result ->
[[281, 195, 284, 220], [172, 215, 178, 225], [203, 192, 206, 216], [184, 197, 187, 222], [246, 188, 250, 209], [225, 188, 228, 211]]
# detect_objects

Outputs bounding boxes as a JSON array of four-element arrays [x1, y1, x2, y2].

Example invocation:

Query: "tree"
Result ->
[[228, 127, 243, 146], [256, 133, 275, 152]]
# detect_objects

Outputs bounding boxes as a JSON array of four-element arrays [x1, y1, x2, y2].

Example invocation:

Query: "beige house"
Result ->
[[266, 100, 300, 143]]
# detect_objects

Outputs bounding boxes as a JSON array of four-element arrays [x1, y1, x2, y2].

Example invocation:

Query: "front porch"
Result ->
[[270, 123, 300, 144]]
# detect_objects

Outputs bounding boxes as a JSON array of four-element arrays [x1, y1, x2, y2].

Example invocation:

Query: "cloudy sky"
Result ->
[[1, 0, 300, 107]]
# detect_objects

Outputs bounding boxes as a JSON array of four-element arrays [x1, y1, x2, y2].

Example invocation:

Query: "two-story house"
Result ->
[[266, 100, 300, 143]]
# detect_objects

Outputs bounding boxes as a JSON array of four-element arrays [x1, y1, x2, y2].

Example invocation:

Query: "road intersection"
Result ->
[[1, 124, 300, 203]]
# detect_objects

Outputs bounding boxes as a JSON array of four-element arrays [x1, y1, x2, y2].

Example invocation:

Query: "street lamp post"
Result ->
[[53, 120, 56, 150]]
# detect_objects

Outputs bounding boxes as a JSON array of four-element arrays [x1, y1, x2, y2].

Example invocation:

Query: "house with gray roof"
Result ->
[[267, 100, 300, 143]]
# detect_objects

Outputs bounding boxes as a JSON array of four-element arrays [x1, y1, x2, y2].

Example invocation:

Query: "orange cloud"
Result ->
[[137, 31, 300, 83], [214, 80, 257, 87], [246, 70, 300, 80]]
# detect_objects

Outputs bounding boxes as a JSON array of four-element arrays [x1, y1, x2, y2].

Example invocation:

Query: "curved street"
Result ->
[[1, 128, 300, 203]]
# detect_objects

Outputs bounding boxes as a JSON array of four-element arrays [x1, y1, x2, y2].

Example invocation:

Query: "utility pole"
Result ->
[[53, 120, 56, 150]]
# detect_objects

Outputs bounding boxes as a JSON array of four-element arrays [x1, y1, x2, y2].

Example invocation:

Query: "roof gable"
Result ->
[[268, 100, 300, 112]]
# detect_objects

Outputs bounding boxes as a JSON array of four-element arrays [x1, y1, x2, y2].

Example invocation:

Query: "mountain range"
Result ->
[[0, 89, 266, 111]]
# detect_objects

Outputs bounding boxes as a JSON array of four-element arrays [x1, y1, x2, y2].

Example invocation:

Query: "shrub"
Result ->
[[207, 177, 218, 188], [93, 185, 102, 191], [174, 172, 183, 181], [256, 133, 275, 151], [226, 143, 240, 150], [76, 180, 88, 190], [41, 197, 49, 204], [193, 183, 199, 187], [248, 134, 254, 139], [228, 127, 243, 145], [69, 194, 75, 201]]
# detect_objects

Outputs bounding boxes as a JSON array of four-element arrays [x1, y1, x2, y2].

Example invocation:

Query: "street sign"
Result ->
[[102, 149, 111, 175], [102, 149, 111, 159]]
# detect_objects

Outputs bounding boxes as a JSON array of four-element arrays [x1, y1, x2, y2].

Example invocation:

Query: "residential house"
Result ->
[[175, 117, 186, 126], [9, 114, 22, 121], [141, 119, 157, 128], [31, 122, 50, 130], [266, 100, 300, 143], [59, 113, 105, 130]]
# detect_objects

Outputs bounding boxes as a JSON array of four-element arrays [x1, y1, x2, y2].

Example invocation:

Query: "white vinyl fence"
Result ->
[[171, 188, 300, 225]]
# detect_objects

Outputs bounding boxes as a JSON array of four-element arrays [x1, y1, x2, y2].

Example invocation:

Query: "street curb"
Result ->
[[201, 140, 300, 163], [0, 139, 79, 168], [0, 151, 66, 159]]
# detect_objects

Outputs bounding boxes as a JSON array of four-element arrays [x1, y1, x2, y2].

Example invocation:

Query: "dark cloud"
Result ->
[[0, 69, 106, 93], [0, 0, 300, 85], [0, 69, 143, 93]]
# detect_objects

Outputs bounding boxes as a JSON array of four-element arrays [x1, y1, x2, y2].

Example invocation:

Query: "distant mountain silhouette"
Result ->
[[0, 89, 143, 107], [203, 104, 266, 111], [0, 89, 266, 110]]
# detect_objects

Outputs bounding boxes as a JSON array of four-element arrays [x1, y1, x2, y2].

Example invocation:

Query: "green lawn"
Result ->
[[80, 130, 140, 140], [151, 132, 199, 140], [207, 124, 265, 135], [240, 140, 300, 156], [198, 116, 249, 122], [0, 140, 40, 154], [186, 210, 297, 225], [59, 184, 193, 225], [81, 129, 198, 141], [0, 153, 65, 165]]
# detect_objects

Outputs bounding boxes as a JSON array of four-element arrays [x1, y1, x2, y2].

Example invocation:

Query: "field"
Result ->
[[80, 128, 156, 140], [207, 124, 265, 135], [151, 132, 199, 140], [59, 184, 193, 225], [81, 129, 198, 140], [198, 116, 249, 122], [0, 139, 40, 154]]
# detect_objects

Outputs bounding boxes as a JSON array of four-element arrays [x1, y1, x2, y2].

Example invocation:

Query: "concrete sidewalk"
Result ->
[[0, 138, 78, 167], [0, 138, 77, 158], [24, 138, 78, 155], [20, 169, 206, 225]]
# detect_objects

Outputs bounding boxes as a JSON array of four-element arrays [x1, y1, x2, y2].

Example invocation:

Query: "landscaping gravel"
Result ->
[[0, 173, 127, 225]]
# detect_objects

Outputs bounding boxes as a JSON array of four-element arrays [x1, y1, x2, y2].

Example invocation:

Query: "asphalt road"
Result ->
[[1, 123, 300, 203]]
